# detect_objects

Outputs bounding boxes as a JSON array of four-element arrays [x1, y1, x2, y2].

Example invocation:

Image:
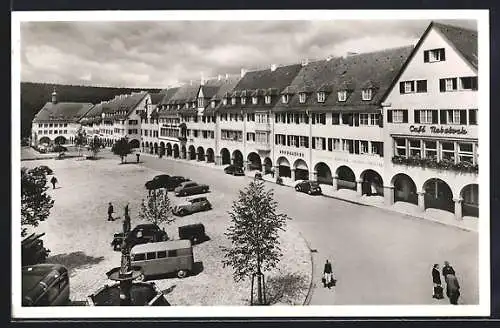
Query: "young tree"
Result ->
[[138, 189, 175, 227], [21, 166, 55, 237], [111, 137, 133, 163], [88, 136, 102, 159], [221, 180, 289, 305], [74, 127, 86, 156]]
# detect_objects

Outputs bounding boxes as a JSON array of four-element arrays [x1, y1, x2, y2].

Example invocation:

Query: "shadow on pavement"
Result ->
[[145, 261, 204, 281], [46, 251, 105, 273], [265, 272, 309, 305]]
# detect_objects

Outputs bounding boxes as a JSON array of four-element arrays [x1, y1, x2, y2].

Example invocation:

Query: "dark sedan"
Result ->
[[145, 174, 170, 190], [165, 176, 191, 191], [111, 223, 168, 251], [224, 165, 245, 176], [174, 181, 210, 197], [295, 180, 322, 195]]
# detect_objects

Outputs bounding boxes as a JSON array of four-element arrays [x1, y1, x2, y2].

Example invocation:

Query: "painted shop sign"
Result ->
[[409, 125, 467, 135], [279, 150, 304, 158], [333, 156, 383, 167]]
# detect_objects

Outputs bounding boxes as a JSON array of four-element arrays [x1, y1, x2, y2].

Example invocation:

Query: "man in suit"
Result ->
[[107, 202, 114, 221], [442, 261, 456, 277], [432, 264, 443, 299], [323, 260, 333, 289], [445, 274, 460, 305]]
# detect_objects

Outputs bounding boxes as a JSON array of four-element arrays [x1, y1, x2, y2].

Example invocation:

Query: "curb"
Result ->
[[140, 153, 477, 233], [299, 231, 315, 306]]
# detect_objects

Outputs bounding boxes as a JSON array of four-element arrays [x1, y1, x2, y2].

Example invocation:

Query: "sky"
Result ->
[[19, 19, 477, 89]]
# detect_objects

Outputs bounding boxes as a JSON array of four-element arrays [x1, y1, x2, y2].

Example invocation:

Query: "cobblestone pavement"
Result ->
[[124, 151, 479, 305]]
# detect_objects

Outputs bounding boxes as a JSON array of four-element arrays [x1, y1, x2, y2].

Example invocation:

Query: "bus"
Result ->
[[22, 264, 70, 306], [130, 240, 193, 279]]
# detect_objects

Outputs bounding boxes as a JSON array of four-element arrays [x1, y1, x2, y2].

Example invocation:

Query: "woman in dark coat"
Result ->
[[445, 274, 460, 305], [432, 264, 443, 299], [323, 260, 333, 289]]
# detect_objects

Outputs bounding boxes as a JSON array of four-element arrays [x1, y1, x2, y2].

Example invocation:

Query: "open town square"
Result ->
[[15, 14, 487, 315]]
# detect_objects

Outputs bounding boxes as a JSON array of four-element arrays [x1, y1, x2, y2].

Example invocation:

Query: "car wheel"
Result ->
[[204, 188, 208, 193], [177, 270, 187, 278], [179, 209, 187, 216], [295, 186, 300, 191], [308, 189, 312, 195], [136, 274, 145, 282]]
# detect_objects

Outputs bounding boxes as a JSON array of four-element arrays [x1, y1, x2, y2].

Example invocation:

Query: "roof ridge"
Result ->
[[432, 21, 477, 33]]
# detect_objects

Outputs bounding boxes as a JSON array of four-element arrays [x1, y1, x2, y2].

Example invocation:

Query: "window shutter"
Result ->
[[452, 78, 457, 90], [439, 79, 445, 92], [414, 110, 420, 124], [287, 136, 290, 146], [399, 82, 405, 94], [472, 77, 478, 90], [354, 114, 359, 126], [432, 110, 438, 124], [424, 50, 429, 63], [403, 110, 408, 123], [440, 110, 447, 124], [322, 138, 326, 150], [312, 138, 316, 149], [354, 140, 360, 154], [387, 110, 393, 123], [378, 114, 384, 127], [469, 109, 477, 125], [305, 137, 309, 148], [348, 114, 354, 126], [305, 114, 309, 124], [460, 110, 467, 125], [328, 138, 333, 151], [275, 115, 278, 123], [440, 48, 446, 61]]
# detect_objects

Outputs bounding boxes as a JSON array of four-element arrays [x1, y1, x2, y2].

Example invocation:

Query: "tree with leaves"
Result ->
[[88, 136, 102, 159], [221, 180, 289, 305], [111, 137, 133, 163], [21, 166, 55, 237], [138, 189, 175, 228], [74, 126, 86, 156]]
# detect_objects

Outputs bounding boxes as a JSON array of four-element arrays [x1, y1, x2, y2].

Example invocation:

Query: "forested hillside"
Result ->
[[20, 82, 161, 138]]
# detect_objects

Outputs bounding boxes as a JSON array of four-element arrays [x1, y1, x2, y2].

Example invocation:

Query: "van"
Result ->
[[130, 240, 193, 279], [22, 264, 70, 306]]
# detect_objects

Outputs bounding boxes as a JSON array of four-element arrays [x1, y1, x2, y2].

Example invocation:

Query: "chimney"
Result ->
[[301, 58, 309, 66], [270, 64, 277, 72], [240, 68, 247, 78], [51, 87, 58, 104], [200, 72, 205, 86]]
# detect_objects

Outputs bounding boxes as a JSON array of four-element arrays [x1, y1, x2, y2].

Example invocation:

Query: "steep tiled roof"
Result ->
[[433, 22, 478, 69], [217, 64, 302, 113], [33, 102, 94, 123], [169, 83, 201, 103], [273, 46, 414, 112], [159, 87, 180, 106], [111, 92, 148, 119], [149, 93, 164, 105]]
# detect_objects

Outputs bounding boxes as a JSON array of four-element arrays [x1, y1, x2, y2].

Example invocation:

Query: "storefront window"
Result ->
[[395, 138, 406, 156], [360, 141, 369, 154], [424, 141, 437, 159], [441, 142, 455, 161], [458, 143, 474, 163], [409, 139, 421, 157]]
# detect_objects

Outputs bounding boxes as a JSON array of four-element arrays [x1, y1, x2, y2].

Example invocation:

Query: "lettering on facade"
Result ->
[[333, 157, 383, 167], [279, 150, 304, 158], [409, 125, 468, 135]]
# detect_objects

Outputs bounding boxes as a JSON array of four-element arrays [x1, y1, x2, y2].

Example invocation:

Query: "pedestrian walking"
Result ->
[[432, 264, 444, 299], [136, 153, 140, 163], [107, 202, 114, 221], [50, 176, 58, 189], [445, 273, 460, 305], [442, 261, 456, 277], [323, 259, 334, 289]]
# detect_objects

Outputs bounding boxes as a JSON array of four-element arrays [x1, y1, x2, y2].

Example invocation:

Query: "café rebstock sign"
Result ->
[[409, 125, 468, 135]]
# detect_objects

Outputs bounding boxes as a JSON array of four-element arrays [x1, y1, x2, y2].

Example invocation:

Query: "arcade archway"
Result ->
[[360, 169, 384, 196], [206, 148, 215, 163], [461, 184, 479, 218], [277, 157, 291, 178], [423, 178, 454, 213], [336, 165, 356, 191], [392, 173, 417, 205], [247, 152, 262, 171], [197, 146, 205, 161], [221, 148, 231, 165], [232, 150, 244, 167], [293, 159, 309, 181], [315, 162, 332, 185]]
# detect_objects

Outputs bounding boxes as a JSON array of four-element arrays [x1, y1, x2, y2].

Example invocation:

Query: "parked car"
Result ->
[[173, 197, 212, 216], [145, 174, 170, 190], [37, 144, 48, 153], [254, 172, 263, 180], [178, 223, 207, 244], [37, 165, 54, 175], [295, 180, 322, 195], [174, 181, 210, 197], [111, 223, 168, 251], [52, 145, 68, 153], [165, 176, 191, 191], [224, 165, 245, 176], [22, 264, 70, 306]]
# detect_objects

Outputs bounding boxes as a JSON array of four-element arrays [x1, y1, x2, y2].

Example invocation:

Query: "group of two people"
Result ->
[[107, 202, 131, 233], [432, 261, 461, 305]]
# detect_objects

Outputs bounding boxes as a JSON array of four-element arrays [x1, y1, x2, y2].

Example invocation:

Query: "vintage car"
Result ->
[[178, 223, 207, 244], [165, 176, 191, 191], [22, 264, 70, 306], [224, 164, 245, 176], [111, 223, 168, 251], [172, 197, 212, 216], [295, 180, 322, 195], [174, 181, 209, 197], [145, 174, 170, 191]]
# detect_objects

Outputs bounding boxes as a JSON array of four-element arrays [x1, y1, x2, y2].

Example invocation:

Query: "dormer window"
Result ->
[[337, 91, 347, 102], [265, 95, 271, 104], [223, 98, 228, 105], [362, 89, 373, 101], [317, 92, 326, 103], [299, 93, 306, 104], [282, 95, 289, 104], [177, 104, 181, 110], [241, 97, 246, 105], [197, 98, 204, 107], [185, 103, 189, 109], [211, 100, 216, 108], [231, 97, 236, 105], [252, 97, 258, 105]]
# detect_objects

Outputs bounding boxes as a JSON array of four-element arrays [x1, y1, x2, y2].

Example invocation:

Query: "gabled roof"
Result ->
[[169, 83, 200, 104], [273, 46, 414, 112], [432, 22, 478, 69], [159, 87, 180, 106], [33, 102, 94, 123], [149, 93, 164, 105], [111, 92, 148, 119]]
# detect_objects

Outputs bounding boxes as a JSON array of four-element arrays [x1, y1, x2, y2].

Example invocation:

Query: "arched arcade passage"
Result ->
[[315, 162, 332, 185], [197, 146, 205, 161], [336, 165, 356, 191], [173, 144, 180, 158], [293, 159, 309, 181], [206, 148, 215, 163], [188, 145, 196, 160], [392, 173, 417, 205], [461, 184, 479, 218], [361, 169, 384, 196], [277, 157, 291, 178], [423, 178, 454, 213], [130, 139, 140, 149], [247, 152, 262, 171], [166, 143, 172, 156], [54, 136, 67, 145], [232, 150, 244, 167]]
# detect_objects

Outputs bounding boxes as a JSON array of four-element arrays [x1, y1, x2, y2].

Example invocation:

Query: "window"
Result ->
[[395, 138, 406, 156], [247, 113, 255, 122], [49, 123, 53, 127], [441, 109, 467, 125], [360, 140, 369, 154], [38, 124, 42, 128], [317, 92, 325, 103], [146, 252, 156, 260], [440, 78, 458, 92], [331, 113, 340, 125], [133, 253, 146, 261], [211, 101, 216, 108], [337, 91, 347, 102], [223, 98, 228, 105], [312, 113, 326, 125], [458, 143, 474, 164], [424, 48, 445, 62], [360, 113, 369, 125], [469, 109, 477, 125], [460, 77, 478, 90], [252, 97, 258, 105], [299, 93, 306, 103], [48, 130, 52, 134], [441, 142, 455, 161], [389, 110, 408, 123], [241, 97, 246, 105], [198, 98, 204, 107], [414, 110, 437, 124], [343, 139, 354, 153], [128, 120, 138, 125], [409, 139, 421, 157], [416, 80, 427, 93], [299, 136, 309, 148], [370, 114, 380, 126], [44, 123, 48, 128], [247, 132, 255, 142], [371, 141, 383, 156], [193, 130, 199, 138], [404, 81, 414, 93], [361, 89, 372, 101], [282, 95, 289, 103], [157, 251, 167, 258], [424, 141, 437, 159], [265, 95, 271, 104], [231, 97, 236, 105], [167, 250, 177, 257], [312, 137, 326, 150]]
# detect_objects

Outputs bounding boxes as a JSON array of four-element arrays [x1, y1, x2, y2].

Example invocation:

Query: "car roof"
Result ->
[[133, 223, 158, 229], [189, 196, 207, 201], [130, 239, 191, 253]]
